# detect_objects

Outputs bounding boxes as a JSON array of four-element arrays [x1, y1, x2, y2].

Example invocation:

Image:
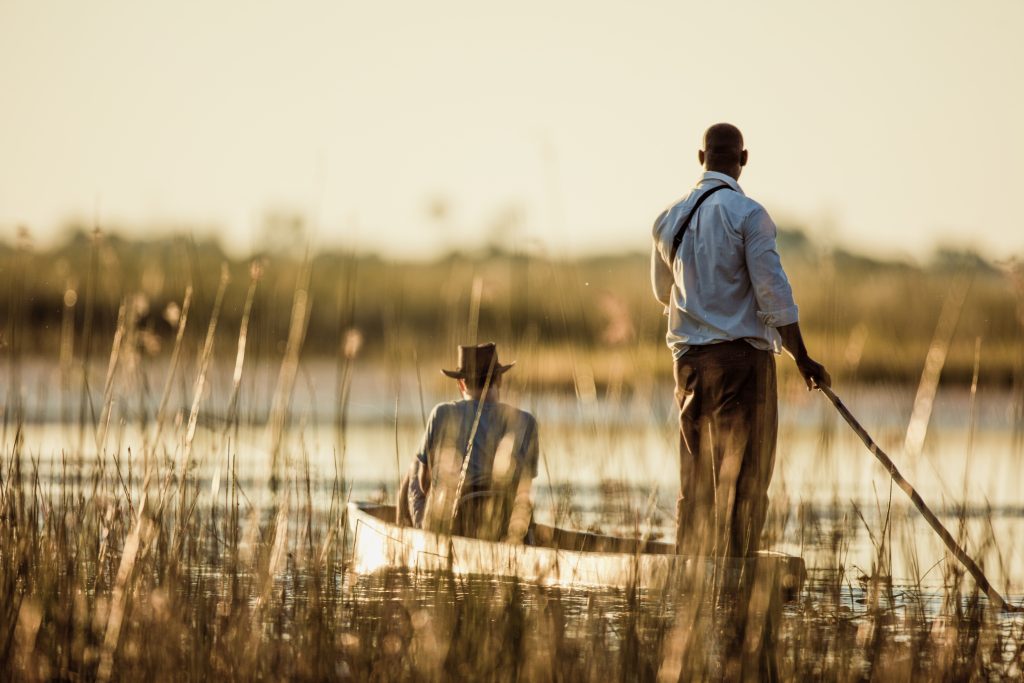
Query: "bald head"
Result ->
[[699, 123, 747, 180]]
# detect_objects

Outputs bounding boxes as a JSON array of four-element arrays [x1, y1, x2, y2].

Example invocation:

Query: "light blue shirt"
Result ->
[[415, 400, 539, 486], [413, 399, 539, 537], [651, 171, 799, 359]]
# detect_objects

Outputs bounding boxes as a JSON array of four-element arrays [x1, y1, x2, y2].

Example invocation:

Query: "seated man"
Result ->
[[398, 343, 538, 543]]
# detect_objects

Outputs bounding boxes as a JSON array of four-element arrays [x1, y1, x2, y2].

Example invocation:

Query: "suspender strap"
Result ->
[[668, 183, 732, 264]]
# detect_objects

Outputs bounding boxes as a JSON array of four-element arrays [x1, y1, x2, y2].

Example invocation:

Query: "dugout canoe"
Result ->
[[347, 502, 805, 599]]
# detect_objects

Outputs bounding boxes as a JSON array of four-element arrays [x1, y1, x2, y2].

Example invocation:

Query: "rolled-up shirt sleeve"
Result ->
[[743, 208, 799, 327]]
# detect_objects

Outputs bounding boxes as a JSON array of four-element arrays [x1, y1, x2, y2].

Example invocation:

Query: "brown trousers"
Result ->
[[674, 340, 777, 558]]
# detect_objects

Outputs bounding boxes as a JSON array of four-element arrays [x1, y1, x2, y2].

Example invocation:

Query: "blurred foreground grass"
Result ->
[[3, 435, 1023, 680], [3, 228, 1024, 680]]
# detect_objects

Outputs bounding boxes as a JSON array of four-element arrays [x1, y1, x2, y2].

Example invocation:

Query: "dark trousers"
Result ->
[[674, 340, 777, 558]]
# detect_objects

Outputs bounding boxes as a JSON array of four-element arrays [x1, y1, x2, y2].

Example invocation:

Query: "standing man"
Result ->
[[651, 123, 830, 559]]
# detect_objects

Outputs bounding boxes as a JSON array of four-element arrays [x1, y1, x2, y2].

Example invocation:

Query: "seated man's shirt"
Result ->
[[416, 399, 539, 541]]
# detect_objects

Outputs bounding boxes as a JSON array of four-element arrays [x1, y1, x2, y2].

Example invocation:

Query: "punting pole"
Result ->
[[817, 384, 1021, 613]]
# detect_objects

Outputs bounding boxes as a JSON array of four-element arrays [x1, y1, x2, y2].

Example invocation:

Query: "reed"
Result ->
[[1, 238, 1022, 681]]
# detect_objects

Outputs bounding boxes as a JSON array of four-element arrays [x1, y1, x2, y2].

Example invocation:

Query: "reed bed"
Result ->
[[3, 435, 1024, 681], [2, 233, 1023, 680]]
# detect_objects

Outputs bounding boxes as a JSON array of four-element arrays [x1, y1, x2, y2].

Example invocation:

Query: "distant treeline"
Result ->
[[1, 227, 1022, 386]]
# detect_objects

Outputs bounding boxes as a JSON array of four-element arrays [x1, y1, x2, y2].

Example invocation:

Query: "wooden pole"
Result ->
[[818, 384, 1020, 613]]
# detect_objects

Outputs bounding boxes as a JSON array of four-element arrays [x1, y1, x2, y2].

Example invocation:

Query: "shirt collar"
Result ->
[[699, 171, 744, 195]]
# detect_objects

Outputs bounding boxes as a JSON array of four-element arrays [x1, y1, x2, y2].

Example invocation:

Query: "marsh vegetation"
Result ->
[[2, 229, 1023, 680]]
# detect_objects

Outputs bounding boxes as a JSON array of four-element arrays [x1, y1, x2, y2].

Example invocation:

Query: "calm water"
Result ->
[[8, 368, 1024, 598]]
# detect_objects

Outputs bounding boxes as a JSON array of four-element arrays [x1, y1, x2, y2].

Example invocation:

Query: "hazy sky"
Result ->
[[2, 0, 1022, 260]]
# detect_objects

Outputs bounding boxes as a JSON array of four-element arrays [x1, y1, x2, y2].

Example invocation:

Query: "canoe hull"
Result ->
[[347, 502, 804, 598]]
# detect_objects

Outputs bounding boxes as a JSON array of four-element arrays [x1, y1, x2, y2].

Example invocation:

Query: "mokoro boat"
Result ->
[[347, 502, 805, 599]]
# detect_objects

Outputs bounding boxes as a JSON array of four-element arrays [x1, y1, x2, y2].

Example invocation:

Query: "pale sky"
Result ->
[[2, 0, 1022, 260]]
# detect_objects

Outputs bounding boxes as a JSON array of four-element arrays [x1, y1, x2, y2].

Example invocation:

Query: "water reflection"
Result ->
[[6, 401, 1024, 679], [12, 412, 1024, 598]]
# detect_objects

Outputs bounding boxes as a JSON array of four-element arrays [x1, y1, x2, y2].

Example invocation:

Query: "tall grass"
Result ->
[[1, 234, 1023, 680], [4, 433, 1024, 680]]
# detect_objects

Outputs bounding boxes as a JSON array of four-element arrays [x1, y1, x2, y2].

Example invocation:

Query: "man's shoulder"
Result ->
[[690, 182, 763, 220], [428, 401, 462, 422], [652, 189, 698, 240], [662, 189, 700, 218], [655, 185, 768, 228], [497, 403, 539, 428], [430, 400, 536, 424], [707, 190, 773, 237], [730, 191, 768, 216]]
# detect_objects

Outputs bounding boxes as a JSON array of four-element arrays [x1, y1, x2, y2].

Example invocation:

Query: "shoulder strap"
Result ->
[[668, 184, 732, 264]]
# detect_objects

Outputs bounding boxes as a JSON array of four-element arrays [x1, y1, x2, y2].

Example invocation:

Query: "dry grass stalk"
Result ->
[[94, 302, 127, 456], [267, 255, 313, 482], [176, 266, 229, 539], [97, 474, 155, 682], [211, 268, 260, 506], [904, 273, 971, 459], [150, 285, 193, 463]]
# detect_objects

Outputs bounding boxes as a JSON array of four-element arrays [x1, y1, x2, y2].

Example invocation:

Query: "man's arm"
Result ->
[[743, 208, 800, 328], [743, 209, 830, 390], [777, 322, 831, 390], [504, 476, 533, 544], [415, 405, 440, 495], [745, 208, 831, 389], [406, 461, 427, 527], [418, 459, 431, 495], [504, 416, 540, 544], [650, 210, 673, 310]]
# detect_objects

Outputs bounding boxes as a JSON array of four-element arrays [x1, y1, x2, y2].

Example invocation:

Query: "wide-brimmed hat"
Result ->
[[441, 342, 515, 380]]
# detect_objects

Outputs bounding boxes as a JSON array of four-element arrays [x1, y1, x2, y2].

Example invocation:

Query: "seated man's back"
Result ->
[[419, 398, 538, 540], [410, 343, 538, 542]]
